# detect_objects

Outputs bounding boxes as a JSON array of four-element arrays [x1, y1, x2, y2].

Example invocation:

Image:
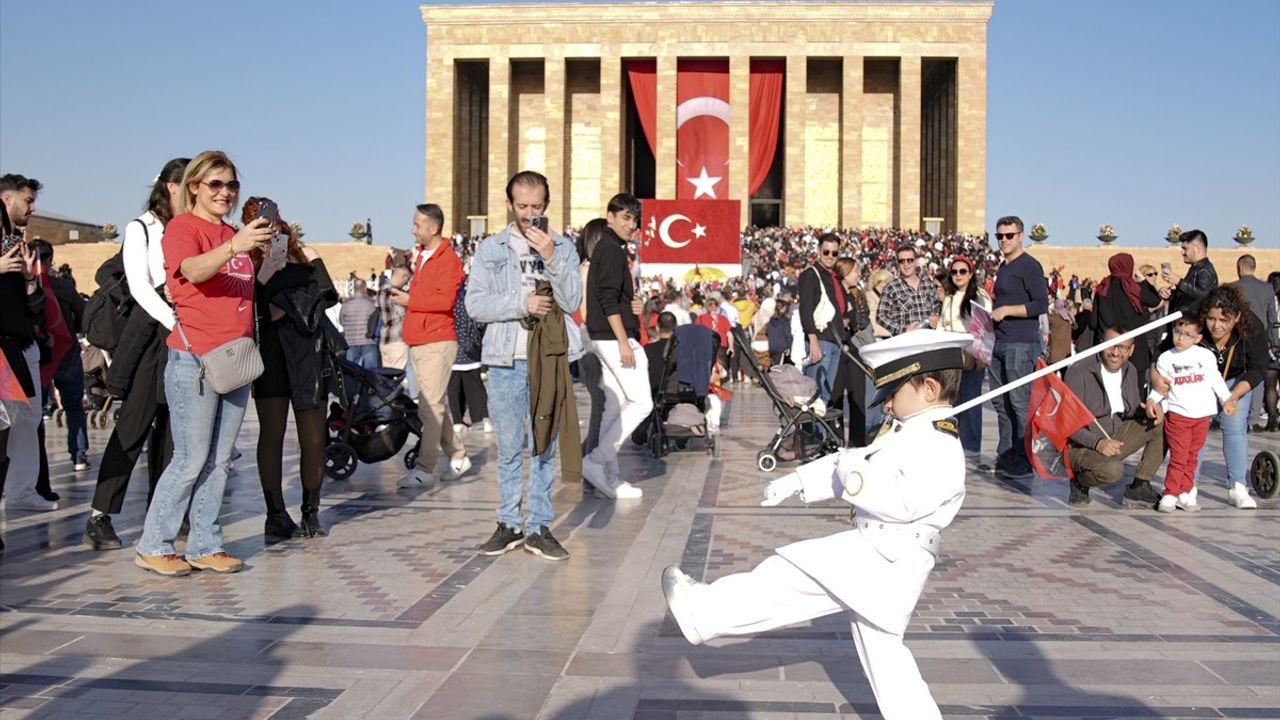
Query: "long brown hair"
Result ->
[[241, 196, 305, 269], [147, 157, 190, 226]]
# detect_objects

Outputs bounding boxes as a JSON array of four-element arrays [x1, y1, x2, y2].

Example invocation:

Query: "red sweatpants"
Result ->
[[1163, 412, 1210, 496]]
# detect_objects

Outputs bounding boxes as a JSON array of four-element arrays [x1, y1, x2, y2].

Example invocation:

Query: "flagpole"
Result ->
[[950, 311, 1182, 417]]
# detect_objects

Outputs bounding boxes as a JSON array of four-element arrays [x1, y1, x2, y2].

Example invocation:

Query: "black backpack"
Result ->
[[83, 219, 144, 352]]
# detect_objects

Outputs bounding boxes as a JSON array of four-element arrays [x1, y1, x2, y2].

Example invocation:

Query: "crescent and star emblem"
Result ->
[[658, 214, 709, 249]]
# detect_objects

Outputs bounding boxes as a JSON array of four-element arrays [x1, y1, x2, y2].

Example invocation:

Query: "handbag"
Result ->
[[174, 312, 263, 396], [809, 267, 836, 331]]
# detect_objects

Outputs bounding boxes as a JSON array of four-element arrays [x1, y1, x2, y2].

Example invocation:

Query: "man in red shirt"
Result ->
[[389, 204, 471, 487]]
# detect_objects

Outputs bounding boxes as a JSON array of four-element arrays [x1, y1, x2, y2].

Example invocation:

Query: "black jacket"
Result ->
[[255, 260, 343, 411], [0, 271, 44, 398], [586, 228, 638, 341], [797, 264, 844, 345], [1091, 279, 1161, 376], [1169, 258, 1217, 315]]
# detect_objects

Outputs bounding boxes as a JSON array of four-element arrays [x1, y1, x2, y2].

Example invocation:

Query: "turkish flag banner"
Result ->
[[638, 199, 741, 265], [1024, 359, 1096, 480], [677, 59, 730, 201]]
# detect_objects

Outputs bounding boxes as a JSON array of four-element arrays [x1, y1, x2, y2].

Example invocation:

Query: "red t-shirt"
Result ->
[[164, 213, 255, 355]]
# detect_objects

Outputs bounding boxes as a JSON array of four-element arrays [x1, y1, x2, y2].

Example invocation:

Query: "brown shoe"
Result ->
[[187, 551, 243, 574], [135, 552, 191, 577]]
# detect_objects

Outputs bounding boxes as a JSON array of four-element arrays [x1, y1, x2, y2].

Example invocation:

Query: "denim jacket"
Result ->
[[465, 224, 584, 367]]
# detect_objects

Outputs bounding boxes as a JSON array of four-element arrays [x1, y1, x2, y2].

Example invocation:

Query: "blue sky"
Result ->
[[2, 0, 1277, 249]]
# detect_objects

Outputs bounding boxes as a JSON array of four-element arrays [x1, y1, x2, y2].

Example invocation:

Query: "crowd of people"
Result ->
[[2, 161, 1278, 566]]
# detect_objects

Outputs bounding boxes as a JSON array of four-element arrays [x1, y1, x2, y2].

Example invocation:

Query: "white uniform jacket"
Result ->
[[775, 406, 966, 635]]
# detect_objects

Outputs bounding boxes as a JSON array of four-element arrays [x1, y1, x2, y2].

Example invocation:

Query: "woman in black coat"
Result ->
[[1091, 252, 1161, 379], [245, 198, 343, 541]]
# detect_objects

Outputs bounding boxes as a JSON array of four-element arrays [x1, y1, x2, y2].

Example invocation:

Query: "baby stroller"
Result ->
[[731, 326, 844, 472], [325, 357, 422, 480], [642, 324, 720, 459]]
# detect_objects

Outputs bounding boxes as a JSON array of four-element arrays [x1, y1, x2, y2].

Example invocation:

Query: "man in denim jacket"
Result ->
[[465, 171, 583, 561]]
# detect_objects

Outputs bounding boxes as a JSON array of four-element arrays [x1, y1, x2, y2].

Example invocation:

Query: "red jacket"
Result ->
[[402, 242, 463, 346], [695, 311, 731, 349]]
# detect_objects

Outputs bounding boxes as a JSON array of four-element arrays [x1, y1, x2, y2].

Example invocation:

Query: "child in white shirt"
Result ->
[[1148, 316, 1236, 512]]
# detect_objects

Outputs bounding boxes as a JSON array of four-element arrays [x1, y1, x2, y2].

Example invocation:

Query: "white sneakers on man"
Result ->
[[582, 455, 642, 499], [398, 468, 434, 488], [6, 490, 58, 512], [661, 566, 704, 645], [444, 456, 472, 480], [1227, 483, 1258, 510]]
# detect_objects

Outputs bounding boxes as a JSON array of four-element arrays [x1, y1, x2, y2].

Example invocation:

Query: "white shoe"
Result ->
[[1176, 492, 1201, 513], [1227, 484, 1258, 510], [582, 456, 642, 499], [481, 419, 493, 433], [661, 566, 704, 645], [444, 456, 472, 480], [1157, 495, 1177, 513], [452, 423, 466, 437], [398, 468, 435, 488], [7, 490, 58, 512]]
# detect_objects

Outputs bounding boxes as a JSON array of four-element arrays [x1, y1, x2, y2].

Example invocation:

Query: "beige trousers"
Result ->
[[409, 341, 463, 471]]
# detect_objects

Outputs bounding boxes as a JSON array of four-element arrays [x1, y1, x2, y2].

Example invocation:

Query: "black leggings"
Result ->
[[254, 397, 326, 514], [1265, 367, 1279, 427], [447, 368, 488, 426]]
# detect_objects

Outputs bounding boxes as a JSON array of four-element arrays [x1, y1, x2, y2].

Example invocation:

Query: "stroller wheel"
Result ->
[[87, 410, 101, 429], [674, 438, 690, 451], [1251, 450, 1279, 499], [325, 443, 358, 481], [756, 451, 777, 473], [54, 409, 65, 427], [709, 435, 720, 458], [647, 430, 663, 459], [404, 440, 421, 470]]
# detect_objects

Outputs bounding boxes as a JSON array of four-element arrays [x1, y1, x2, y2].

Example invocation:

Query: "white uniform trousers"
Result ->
[[588, 338, 652, 465], [686, 554, 941, 720]]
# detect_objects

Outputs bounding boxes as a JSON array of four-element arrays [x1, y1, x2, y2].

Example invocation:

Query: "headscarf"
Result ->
[[1093, 252, 1144, 315], [1052, 298, 1075, 327]]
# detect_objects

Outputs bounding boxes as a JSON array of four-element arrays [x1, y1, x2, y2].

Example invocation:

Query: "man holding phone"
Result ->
[[1162, 229, 1218, 315], [465, 171, 583, 561], [391, 203, 470, 488]]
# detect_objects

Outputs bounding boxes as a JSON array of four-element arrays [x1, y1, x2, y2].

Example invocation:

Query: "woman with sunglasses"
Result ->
[[243, 197, 341, 541], [1091, 252, 1161, 382], [940, 256, 990, 464], [134, 151, 274, 576]]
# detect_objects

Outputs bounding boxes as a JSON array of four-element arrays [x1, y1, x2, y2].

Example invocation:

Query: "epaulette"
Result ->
[[932, 417, 960, 438]]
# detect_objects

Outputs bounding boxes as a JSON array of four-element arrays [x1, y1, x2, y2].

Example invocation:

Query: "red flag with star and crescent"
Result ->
[[1025, 359, 1096, 480], [676, 59, 730, 201], [638, 199, 741, 265]]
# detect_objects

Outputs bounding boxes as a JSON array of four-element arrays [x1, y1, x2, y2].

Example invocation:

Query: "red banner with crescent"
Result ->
[[638, 199, 741, 265], [677, 59, 729, 201]]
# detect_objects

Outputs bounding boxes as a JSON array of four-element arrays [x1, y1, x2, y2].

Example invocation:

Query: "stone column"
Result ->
[[956, 54, 986, 235], [600, 54, 623, 197], [425, 56, 455, 229], [896, 55, 921, 230], [544, 55, 567, 232], [783, 55, 806, 225], [729, 54, 751, 228], [487, 57, 511, 231], [655, 54, 677, 199], [841, 55, 864, 229]]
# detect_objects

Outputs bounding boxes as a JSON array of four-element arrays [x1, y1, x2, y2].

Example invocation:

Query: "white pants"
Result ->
[[687, 554, 941, 720], [589, 338, 652, 464], [706, 394, 723, 433], [1, 343, 42, 495]]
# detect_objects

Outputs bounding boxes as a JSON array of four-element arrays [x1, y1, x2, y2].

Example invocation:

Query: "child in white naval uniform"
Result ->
[[661, 329, 975, 720]]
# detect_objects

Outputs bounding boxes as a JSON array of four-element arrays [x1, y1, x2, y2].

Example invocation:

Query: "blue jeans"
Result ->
[[957, 367, 985, 455], [345, 344, 380, 370], [137, 350, 249, 558], [51, 349, 87, 459], [988, 341, 1038, 471], [804, 340, 841, 403], [486, 360, 558, 533], [1195, 379, 1252, 489]]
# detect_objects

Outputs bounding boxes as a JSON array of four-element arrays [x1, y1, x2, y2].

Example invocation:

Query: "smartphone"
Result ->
[[1, 233, 20, 255], [1160, 261, 1172, 275], [530, 215, 549, 234], [257, 199, 279, 228]]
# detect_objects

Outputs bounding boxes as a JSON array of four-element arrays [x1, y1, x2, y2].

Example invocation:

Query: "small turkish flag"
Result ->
[[1025, 359, 1096, 480], [638, 199, 741, 265]]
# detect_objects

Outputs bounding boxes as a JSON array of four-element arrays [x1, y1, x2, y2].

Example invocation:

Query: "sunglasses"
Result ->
[[1144, 272, 1157, 278], [820, 250, 839, 257], [897, 257, 916, 265], [950, 267, 970, 276], [202, 179, 241, 193], [994, 232, 1020, 241]]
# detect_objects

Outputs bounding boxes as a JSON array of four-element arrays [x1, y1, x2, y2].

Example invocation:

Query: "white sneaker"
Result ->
[[398, 468, 435, 488], [481, 419, 493, 433], [444, 456, 472, 480], [1157, 495, 1177, 513], [661, 566, 704, 645], [452, 423, 466, 437], [7, 490, 58, 512], [1227, 484, 1258, 510], [582, 456, 643, 499], [1176, 492, 1201, 513]]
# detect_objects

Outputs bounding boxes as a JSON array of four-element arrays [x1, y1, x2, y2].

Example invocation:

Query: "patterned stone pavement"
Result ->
[[2, 383, 1278, 719]]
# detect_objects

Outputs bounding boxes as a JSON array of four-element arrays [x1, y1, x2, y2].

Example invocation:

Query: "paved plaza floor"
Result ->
[[1, 384, 1278, 720]]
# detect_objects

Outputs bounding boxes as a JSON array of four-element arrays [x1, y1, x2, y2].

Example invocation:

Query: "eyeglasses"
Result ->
[[950, 267, 970, 276], [820, 250, 839, 257], [202, 180, 241, 193], [994, 232, 1020, 241], [897, 257, 916, 265], [1173, 329, 1200, 339]]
